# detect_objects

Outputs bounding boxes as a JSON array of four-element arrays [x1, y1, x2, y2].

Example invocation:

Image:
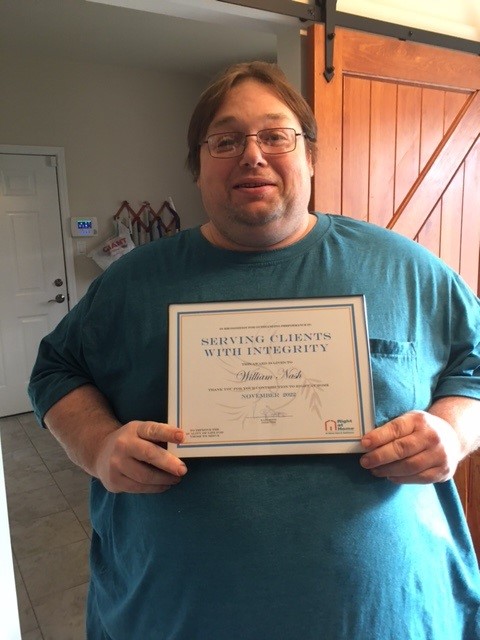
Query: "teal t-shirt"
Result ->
[[29, 215, 480, 639]]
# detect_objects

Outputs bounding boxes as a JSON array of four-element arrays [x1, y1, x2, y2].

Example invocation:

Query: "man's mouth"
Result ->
[[233, 180, 275, 189]]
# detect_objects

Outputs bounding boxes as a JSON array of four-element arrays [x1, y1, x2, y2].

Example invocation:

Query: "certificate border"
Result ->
[[168, 296, 375, 456]]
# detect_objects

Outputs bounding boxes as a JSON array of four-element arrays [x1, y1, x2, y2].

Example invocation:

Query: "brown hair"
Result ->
[[186, 61, 317, 181]]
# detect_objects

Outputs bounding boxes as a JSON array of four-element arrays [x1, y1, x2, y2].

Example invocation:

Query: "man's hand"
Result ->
[[360, 410, 462, 484], [94, 421, 187, 494], [44, 386, 189, 495]]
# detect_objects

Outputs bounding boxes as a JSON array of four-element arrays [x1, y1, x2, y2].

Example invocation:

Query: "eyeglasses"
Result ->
[[201, 127, 306, 158]]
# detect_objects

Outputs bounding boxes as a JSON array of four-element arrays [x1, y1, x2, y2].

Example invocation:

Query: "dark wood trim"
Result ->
[[217, 1, 480, 56], [336, 11, 480, 56]]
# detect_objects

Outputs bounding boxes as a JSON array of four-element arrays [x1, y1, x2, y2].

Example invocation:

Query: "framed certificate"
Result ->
[[168, 296, 375, 457]]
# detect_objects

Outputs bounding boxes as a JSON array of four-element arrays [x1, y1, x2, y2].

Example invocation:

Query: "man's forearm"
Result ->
[[44, 384, 121, 477], [429, 396, 480, 459]]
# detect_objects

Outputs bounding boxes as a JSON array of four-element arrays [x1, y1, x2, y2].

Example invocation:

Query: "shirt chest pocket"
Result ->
[[369, 339, 418, 425]]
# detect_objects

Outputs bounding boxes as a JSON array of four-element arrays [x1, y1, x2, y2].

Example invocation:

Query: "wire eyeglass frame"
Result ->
[[201, 127, 306, 158]]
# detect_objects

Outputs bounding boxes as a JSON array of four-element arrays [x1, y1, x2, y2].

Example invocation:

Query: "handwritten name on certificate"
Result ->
[[168, 297, 375, 457]]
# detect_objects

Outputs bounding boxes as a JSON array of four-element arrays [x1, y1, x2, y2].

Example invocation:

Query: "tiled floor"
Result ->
[[1, 412, 91, 640]]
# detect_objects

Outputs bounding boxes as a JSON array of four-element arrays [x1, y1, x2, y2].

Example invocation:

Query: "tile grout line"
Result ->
[[3, 414, 90, 638], [9, 416, 91, 561], [4, 416, 44, 639]]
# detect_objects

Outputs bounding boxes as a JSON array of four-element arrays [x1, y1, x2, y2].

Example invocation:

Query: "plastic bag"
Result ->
[[88, 222, 136, 271]]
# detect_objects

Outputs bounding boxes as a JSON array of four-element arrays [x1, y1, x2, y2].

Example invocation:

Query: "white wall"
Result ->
[[0, 53, 207, 297]]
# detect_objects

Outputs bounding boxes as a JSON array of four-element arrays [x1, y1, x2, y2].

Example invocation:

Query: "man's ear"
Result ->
[[307, 152, 314, 178], [306, 141, 317, 177]]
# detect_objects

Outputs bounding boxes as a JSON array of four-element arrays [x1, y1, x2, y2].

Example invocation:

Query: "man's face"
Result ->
[[197, 79, 314, 251]]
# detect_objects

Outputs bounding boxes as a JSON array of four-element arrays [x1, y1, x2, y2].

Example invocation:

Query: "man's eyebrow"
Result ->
[[209, 113, 290, 130]]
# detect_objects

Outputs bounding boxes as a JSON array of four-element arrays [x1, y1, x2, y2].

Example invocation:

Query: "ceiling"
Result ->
[[0, 0, 279, 77], [0, 0, 478, 78]]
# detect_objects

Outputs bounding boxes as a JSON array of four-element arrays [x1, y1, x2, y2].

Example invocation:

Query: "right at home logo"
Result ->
[[325, 419, 337, 432]]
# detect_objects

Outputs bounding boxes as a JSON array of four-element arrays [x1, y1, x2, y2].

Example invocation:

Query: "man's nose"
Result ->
[[239, 136, 267, 166]]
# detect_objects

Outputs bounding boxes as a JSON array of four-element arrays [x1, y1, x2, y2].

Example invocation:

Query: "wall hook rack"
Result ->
[[113, 199, 181, 246]]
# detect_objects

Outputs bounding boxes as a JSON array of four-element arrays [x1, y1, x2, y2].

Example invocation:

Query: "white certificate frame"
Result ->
[[168, 296, 375, 457]]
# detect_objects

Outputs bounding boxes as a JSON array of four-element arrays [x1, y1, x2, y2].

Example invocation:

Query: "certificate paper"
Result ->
[[168, 297, 375, 457]]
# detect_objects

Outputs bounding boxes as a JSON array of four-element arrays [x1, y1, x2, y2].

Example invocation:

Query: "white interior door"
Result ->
[[0, 153, 70, 417]]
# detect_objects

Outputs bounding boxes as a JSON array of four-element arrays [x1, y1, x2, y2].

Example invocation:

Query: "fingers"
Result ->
[[136, 421, 185, 447], [365, 451, 445, 484], [96, 420, 188, 493], [359, 411, 461, 484], [360, 413, 427, 469], [115, 457, 184, 493], [361, 412, 418, 451], [135, 421, 187, 475]]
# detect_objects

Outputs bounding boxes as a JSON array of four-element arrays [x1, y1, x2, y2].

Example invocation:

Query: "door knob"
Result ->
[[54, 278, 64, 287], [48, 294, 66, 303]]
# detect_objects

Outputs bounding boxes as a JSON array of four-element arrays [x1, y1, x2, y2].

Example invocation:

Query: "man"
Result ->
[[29, 62, 480, 639]]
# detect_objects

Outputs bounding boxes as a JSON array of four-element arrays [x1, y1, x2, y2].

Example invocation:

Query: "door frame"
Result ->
[[0, 144, 77, 308]]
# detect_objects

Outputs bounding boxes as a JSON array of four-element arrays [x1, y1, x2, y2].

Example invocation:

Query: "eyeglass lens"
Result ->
[[206, 128, 298, 157]]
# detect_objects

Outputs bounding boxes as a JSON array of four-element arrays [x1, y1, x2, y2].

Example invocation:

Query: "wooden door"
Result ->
[[307, 25, 480, 558]]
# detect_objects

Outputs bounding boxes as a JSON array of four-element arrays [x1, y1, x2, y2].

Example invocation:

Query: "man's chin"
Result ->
[[231, 206, 282, 228]]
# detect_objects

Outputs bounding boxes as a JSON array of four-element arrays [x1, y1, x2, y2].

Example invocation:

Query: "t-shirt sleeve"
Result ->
[[28, 281, 100, 427], [432, 272, 480, 401]]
